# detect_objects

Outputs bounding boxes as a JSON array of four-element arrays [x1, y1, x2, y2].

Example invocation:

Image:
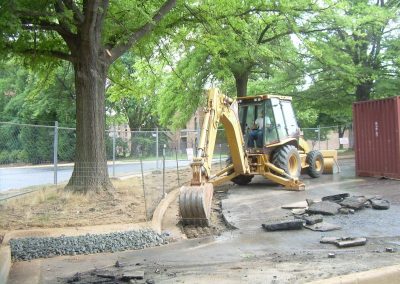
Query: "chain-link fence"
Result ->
[[0, 121, 352, 220], [0, 121, 232, 218], [302, 125, 353, 151]]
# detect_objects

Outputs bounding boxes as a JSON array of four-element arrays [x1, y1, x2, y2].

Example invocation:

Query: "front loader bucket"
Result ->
[[320, 150, 338, 174], [179, 183, 214, 226]]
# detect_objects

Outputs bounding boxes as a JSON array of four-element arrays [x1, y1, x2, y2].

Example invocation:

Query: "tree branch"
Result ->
[[62, 0, 84, 24], [257, 24, 271, 44], [82, 0, 100, 37], [109, 0, 176, 63], [17, 48, 75, 62]]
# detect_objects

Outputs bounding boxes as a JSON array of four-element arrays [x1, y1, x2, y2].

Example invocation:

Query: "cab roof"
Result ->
[[237, 93, 292, 102]]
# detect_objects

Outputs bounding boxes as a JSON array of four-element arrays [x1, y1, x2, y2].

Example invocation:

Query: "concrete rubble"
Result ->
[[276, 193, 391, 240], [307, 201, 341, 215], [281, 201, 308, 209], [121, 270, 145, 280], [370, 198, 390, 210], [340, 196, 368, 210], [304, 222, 341, 232], [322, 193, 350, 203], [320, 236, 367, 248], [295, 214, 323, 225], [262, 219, 304, 231]]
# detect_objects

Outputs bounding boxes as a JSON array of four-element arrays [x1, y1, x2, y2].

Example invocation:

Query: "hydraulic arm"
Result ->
[[179, 89, 250, 225]]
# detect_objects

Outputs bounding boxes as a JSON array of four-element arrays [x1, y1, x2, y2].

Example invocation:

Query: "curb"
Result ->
[[151, 188, 180, 234], [0, 246, 10, 284], [308, 264, 400, 284]]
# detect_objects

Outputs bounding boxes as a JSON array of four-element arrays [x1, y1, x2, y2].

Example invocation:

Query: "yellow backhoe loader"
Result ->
[[179, 89, 337, 226]]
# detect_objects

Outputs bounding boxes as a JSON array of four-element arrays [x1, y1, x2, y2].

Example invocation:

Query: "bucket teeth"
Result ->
[[179, 183, 214, 226]]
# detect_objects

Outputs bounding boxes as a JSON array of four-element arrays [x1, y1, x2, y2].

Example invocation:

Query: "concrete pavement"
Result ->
[[7, 159, 400, 283]]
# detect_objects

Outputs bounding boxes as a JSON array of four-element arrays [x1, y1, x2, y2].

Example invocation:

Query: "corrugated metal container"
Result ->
[[353, 96, 400, 179]]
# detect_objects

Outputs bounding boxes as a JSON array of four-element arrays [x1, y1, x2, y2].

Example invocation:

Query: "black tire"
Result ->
[[272, 145, 301, 178], [226, 157, 254, 185], [306, 150, 324, 178], [231, 174, 254, 185]]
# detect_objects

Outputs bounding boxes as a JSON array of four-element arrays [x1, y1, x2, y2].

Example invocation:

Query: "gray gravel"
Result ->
[[10, 229, 167, 261]]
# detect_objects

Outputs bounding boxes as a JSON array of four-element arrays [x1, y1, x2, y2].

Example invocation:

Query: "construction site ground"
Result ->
[[7, 158, 400, 283]]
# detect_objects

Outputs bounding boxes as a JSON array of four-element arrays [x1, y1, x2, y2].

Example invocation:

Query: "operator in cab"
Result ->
[[248, 111, 271, 148]]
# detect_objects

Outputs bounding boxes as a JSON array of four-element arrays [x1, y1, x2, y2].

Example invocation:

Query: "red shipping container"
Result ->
[[353, 96, 400, 179]]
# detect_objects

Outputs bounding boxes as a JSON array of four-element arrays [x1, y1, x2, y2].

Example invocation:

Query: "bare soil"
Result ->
[[0, 167, 193, 231]]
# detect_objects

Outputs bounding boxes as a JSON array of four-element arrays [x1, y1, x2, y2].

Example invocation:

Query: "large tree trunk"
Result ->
[[234, 71, 249, 97], [338, 125, 347, 150], [66, 49, 113, 193], [355, 81, 373, 101]]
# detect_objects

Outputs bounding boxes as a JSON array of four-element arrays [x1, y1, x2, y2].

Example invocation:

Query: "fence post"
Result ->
[[318, 125, 321, 150], [53, 121, 58, 185], [156, 127, 159, 169], [162, 144, 166, 197], [175, 147, 180, 186], [139, 148, 147, 221], [112, 126, 116, 177], [219, 144, 222, 169]]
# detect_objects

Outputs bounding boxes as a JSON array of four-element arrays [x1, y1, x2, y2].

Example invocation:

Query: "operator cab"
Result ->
[[237, 94, 300, 149]]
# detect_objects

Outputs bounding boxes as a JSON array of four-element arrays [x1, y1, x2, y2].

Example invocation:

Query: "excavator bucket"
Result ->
[[179, 183, 214, 226]]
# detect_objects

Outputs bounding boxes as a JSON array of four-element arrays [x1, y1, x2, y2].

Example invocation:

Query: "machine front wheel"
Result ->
[[306, 150, 324, 178], [272, 145, 301, 178]]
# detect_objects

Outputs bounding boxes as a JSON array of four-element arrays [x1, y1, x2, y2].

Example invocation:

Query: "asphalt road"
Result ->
[[0, 159, 191, 192]]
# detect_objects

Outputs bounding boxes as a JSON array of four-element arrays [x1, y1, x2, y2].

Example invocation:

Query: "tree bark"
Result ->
[[355, 81, 373, 101], [338, 125, 347, 150], [66, 48, 113, 193], [234, 71, 249, 97]]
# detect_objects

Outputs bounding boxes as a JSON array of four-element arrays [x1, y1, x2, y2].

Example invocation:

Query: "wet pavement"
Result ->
[[7, 158, 400, 283]]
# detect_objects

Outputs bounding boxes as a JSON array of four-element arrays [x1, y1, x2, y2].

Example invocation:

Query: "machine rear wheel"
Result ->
[[226, 157, 254, 185], [231, 174, 253, 185], [306, 150, 324, 178], [272, 145, 301, 178]]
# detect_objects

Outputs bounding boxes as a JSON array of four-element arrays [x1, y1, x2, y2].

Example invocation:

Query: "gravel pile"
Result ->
[[10, 229, 167, 261]]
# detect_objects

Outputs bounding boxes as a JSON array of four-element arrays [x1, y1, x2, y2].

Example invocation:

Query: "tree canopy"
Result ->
[[0, 0, 399, 191]]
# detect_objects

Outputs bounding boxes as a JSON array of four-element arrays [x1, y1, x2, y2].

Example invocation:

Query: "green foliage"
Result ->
[[296, 0, 400, 127], [58, 130, 75, 161], [18, 126, 53, 164]]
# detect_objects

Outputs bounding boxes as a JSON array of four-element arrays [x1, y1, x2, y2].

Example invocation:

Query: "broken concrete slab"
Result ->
[[367, 195, 383, 201], [262, 219, 304, 231], [281, 201, 308, 209], [96, 270, 117, 279], [338, 208, 355, 215], [371, 199, 390, 210], [304, 222, 341, 232], [336, 237, 367, 248], [340, 196, 368, 210], [291, 208, 306, 215], [320, 237, 367, 248], [320, 237, 341, 244], [306, 199, 315, 206], [296, 214, 323, 225], [322, 193, 350, 203], [304, 214, 323, 225], [307, 201, 341, 215], [121, 270, 145, 281]]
